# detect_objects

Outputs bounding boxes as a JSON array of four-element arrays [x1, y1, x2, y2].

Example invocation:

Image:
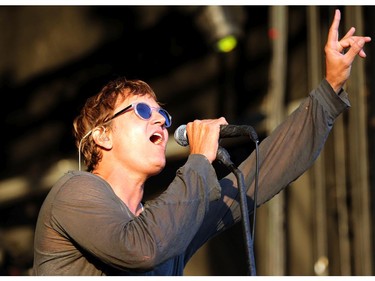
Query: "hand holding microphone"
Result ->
[[174, 118, 258, 163], [176, 118, 228, 163], [174, 122, 259, 146]]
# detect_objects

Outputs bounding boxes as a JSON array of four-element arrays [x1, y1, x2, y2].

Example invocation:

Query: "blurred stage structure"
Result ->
[[0, 6, 374, 276]]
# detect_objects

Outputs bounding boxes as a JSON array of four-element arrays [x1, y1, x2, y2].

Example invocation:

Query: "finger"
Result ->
[[341, 27, 356, 41], [359, 49, 367, 58], [360, 36, 372, 57], [327, 9, 341, 44], [340, 36, 370, 48], [341, 36, 371, 57], [345, 38, 366, 60], [217, 116, 228, 126], [339, 37, 354, 48]]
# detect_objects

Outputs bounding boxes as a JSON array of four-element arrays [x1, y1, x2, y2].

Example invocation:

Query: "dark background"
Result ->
[[0, 6, 374, 276]]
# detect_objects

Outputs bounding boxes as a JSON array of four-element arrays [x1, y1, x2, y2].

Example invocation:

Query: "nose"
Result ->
[[151, 110, 167, 127]]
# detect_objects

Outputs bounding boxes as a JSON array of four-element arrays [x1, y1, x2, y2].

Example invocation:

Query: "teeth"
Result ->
[[150, 133, 163, 144]]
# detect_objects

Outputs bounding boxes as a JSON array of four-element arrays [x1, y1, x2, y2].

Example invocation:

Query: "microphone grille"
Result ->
[[174, 124, 189, 146]]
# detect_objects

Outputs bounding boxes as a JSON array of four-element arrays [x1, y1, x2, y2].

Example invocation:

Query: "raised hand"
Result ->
[[325, 9, 371, 93]]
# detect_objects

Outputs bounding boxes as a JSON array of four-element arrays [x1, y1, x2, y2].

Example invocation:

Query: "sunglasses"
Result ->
[[106, 102, 172, 128]]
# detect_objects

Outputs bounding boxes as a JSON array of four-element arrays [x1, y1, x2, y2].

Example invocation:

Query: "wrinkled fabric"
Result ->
[[33, 79, 349, 275]]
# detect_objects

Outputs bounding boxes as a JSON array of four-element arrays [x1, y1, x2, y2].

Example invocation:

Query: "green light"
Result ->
[[216, 35, 238, 53]]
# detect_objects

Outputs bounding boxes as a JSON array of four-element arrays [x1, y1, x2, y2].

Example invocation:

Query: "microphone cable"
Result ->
[[252, 139, 259, 241], [216, 127, 259, 276]]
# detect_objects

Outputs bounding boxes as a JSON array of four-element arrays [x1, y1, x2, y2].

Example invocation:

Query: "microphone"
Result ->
[[174, 124, 258, 147]]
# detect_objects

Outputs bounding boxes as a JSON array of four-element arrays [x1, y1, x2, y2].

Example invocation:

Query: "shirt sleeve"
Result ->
[[184, 79, 350, 259], [50, 154, 221, 272]]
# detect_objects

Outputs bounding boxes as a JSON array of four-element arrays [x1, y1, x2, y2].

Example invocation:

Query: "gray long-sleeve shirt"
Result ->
[[32, 79, 350, 275]]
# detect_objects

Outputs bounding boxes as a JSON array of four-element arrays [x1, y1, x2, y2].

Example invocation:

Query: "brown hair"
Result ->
[[73, 77, 157, 171]]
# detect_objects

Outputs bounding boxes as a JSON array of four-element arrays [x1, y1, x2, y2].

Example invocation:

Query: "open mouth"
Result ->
[[150, 132, 163, 145]]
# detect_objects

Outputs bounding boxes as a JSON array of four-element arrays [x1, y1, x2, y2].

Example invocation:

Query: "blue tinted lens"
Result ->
[[136, 103, 152, 119], [135, 103, 172, 128], [158, 109, 172, 128]]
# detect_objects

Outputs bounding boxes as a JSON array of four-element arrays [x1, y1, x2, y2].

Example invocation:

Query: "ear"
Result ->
[[92, 126, 112, 149]]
